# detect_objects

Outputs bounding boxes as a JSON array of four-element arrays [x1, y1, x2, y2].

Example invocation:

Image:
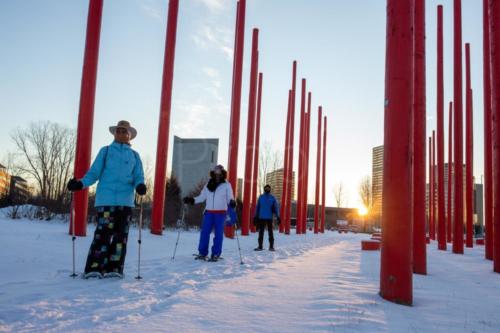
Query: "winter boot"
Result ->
[[83, 271, 103, 279], [194, 254, 207, 260], [254, 247, 263, 251], [269, 247, 275, 251], [208, 255, 220, 262]]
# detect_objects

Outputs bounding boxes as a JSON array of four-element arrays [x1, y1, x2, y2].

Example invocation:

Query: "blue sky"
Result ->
[[0, 0, 485, 208]]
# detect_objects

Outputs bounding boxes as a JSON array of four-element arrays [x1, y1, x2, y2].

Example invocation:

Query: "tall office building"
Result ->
[[171, 136, 218, 197], [371, 145, 384, 221], [265, 168, 296, 204]]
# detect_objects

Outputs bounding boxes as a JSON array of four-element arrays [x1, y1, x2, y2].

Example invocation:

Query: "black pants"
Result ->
[[256, 219, 274, 249], [84, 206, 131, 275]]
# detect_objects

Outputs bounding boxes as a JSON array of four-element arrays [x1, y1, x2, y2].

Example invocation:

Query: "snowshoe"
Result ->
[[254, 247, 263, 251], [208, 255, 221, 262], [103, 272, 124, 279], [194, 254, 207, 261], [83, 271, 103, 279]]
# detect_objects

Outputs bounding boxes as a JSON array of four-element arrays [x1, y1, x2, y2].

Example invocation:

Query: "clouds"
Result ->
[[196, 0, 228, 12], [138, 0, 162, 20], [192, 24, 234, 61]]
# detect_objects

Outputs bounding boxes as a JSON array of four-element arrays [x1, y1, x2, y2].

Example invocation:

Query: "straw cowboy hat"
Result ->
[[109, 120, 137, 140]]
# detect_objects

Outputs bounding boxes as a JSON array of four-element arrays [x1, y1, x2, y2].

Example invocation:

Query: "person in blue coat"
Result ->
[[183, 165, 235, 261], [253, 184, 280, 251], [67, 120, 146, 278]]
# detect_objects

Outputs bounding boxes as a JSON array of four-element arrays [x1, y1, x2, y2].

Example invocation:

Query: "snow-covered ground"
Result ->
[[0, 214, 499, 332]]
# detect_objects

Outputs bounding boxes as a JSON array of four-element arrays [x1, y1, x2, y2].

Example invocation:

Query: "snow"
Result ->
[[0, 215, 499, 332]]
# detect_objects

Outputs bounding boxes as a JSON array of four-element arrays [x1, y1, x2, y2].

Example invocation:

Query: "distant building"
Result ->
[[171, 136, 218, 196], [265, 168, 296, 204], [10, 176, 29, 203], [371, 146, 384, 222], [0, 164, 11, 197], [236, 178, 243, 201]]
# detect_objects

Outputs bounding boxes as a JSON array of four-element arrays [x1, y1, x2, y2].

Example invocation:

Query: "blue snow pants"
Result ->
[[198, 211, 226, 257]]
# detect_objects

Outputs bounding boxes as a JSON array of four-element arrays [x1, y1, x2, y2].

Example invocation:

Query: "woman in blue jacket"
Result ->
[[67, 120, 146, 278]]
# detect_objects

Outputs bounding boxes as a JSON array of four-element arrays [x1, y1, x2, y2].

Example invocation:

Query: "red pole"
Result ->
[[447, 101, 453, 243], [250, 72, 263, 234], [241, 28, 259, 236], [314, 106, 323, 234], [380, 0, 413, 305], [304, 99, 312, 233], [492, 0, 500, 273], [321, 116, 327, 233], [431, 130, 436, 240], [285, 61, 297, 234], [437, 5, 446, 250], [296, 79, 306, 234], [71, 0, 104, 236], [429, 136, 432, 237], [452, 0, 464, 254], [150, 0, 179, 235], [226, 0, 246, 238], [413, 0, 427, 273], [465, 43, 474, 248], [280, 90, 292, 234], [484, 0, 493, 260]]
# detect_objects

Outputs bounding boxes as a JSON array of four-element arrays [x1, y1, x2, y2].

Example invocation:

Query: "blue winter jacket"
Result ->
[[81, 141, 145, 207], [254, 193, 280, 220]]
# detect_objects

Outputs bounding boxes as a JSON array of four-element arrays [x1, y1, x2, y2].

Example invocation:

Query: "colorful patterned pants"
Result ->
[[84, 206, 131, 275]]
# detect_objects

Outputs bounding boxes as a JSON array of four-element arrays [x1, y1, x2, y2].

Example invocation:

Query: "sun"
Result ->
[[358, 206, 368, 216]]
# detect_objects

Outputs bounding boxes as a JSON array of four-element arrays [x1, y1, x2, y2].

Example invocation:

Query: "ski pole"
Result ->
[[135, 196, 144, 280], [70, 193, 78, 278], [234, 223, 244, 265], [172, 204, 186, 260]]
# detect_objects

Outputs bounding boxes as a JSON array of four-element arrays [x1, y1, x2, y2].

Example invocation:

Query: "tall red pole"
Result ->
[[465, 43, 474, 248], [285, 61, 297, 234], [250, 72, 263, 234], [413, 0, 427, 274], [491, 0, 500, 273], [226, 0, 246, 238], [437, 5, 446, 250], [280, 90, 292, 234], [304, 99, 312, 233], [71, 0, 104, 236], [241, 29, 259, 236], [380, 0, 413, 305], [447, 101, 453, 243], [150, 0, 180, 235], [321, 116, 327, 233], [429, 136, 432, 237], [431, 131, 436, 240], [484, 0, 493, 260], [314, 106, 323, 234], [453, 0, 464, 254], [296, 79, 306, 234]]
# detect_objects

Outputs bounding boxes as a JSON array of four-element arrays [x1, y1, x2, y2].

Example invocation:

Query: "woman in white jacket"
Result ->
[[184, 165, 235, 261]]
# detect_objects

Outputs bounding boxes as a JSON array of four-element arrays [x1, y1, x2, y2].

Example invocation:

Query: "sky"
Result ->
[[0, 0, 486, 208]]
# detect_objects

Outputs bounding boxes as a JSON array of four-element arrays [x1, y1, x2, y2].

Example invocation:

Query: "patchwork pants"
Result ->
[[84, 206, 131, 274], [198, 211, 226, 257]]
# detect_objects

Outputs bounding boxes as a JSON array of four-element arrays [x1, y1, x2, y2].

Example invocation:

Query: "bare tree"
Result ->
[[359, 176, 372, 210], [333, 182, 347, 208], [10, 121, 75, 208], [258, 141, 283, 194]]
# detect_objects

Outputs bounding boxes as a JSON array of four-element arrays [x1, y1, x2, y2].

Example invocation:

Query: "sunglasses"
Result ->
[[116, 128, 129, 135]]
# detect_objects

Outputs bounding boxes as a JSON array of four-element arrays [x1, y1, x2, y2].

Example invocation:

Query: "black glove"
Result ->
[[276, 217, 281, 225], [67, 178, 83, 192], [136, 183, 147, 196], [229, 199, 236, 208], [253, 217, 258, 226], [183, 197, 195, 205]]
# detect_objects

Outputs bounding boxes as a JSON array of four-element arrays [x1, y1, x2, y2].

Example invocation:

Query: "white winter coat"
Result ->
[[194, 181, 234, 211]]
